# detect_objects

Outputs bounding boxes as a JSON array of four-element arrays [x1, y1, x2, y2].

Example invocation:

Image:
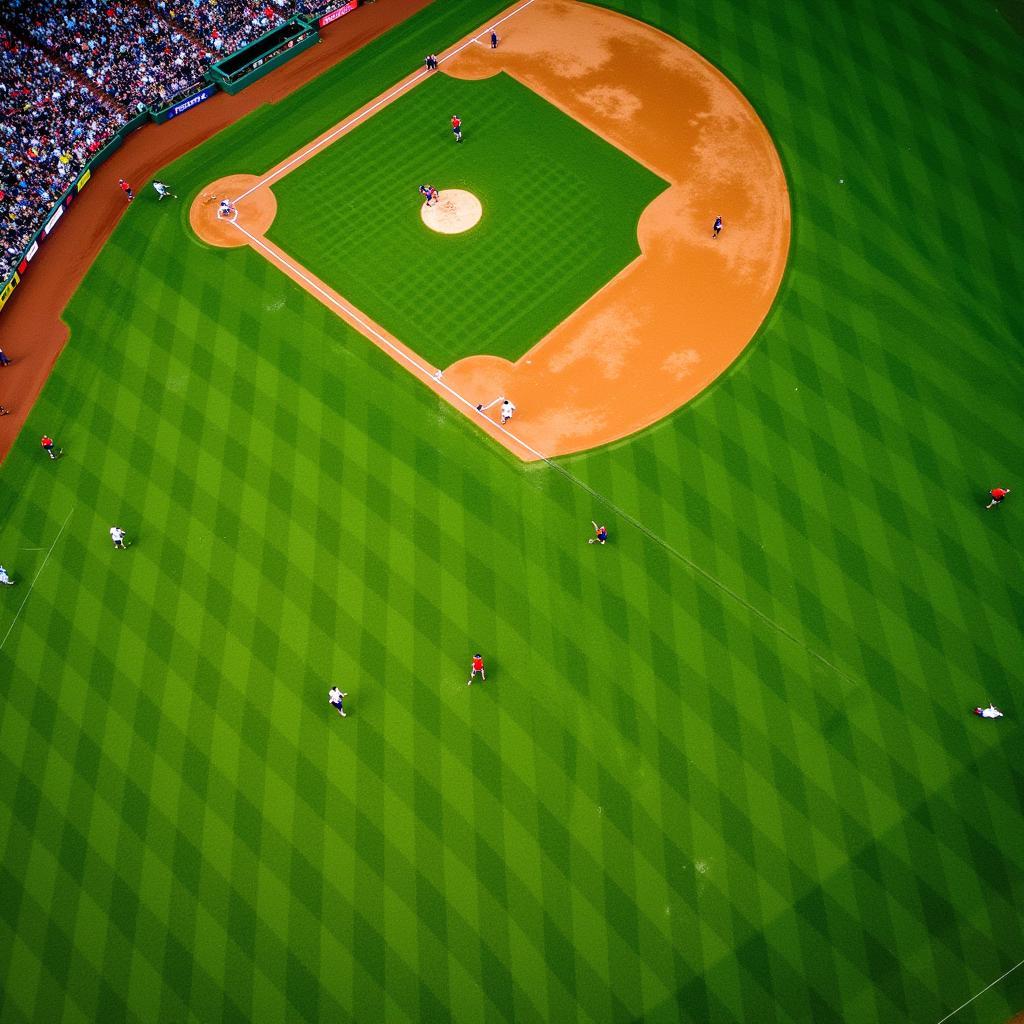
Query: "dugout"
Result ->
[[207, 18, 319, 95]]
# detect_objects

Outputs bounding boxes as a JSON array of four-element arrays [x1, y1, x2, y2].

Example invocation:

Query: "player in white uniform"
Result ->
[[329, 687, 348, 717], [973, 704, 1004, 719]]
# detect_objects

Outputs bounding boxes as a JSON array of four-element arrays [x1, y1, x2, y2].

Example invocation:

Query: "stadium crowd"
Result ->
[[0, 25, 121, 281], [1, 0, 343, 282], [155, 1, 293, 56]]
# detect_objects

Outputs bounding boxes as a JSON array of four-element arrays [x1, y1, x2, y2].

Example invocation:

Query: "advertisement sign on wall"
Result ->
[[166, 84, 218, 120], [319, 1, 360, 28]]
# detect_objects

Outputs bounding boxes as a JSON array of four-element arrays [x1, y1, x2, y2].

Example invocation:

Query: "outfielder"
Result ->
[[153, 180, 177, 200], [329, 687, 349, 717], [467, 653, 486, 686]]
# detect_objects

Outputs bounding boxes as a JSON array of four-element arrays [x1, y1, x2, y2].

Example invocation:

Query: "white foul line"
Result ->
[[0, 506, 74, 651], [230, 221, 546, 460], [935, 957, 1024, 1024], [232, 0, 537, 204]]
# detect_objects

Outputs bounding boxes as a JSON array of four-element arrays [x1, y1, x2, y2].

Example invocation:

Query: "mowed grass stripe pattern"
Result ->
[[1, 1, 1023, 1023]]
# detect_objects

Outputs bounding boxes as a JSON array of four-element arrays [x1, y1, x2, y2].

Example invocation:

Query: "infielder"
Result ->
[[153, 180, 177, 200]]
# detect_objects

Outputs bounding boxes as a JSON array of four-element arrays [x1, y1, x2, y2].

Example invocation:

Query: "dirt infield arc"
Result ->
[[193, 0, 791, 461]]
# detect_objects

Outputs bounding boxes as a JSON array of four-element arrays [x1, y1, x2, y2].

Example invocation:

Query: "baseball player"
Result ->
[[118, 178, 135, 202], [588, 521, 608, 545], [0, 565, 14, 586], [973, 704, 1004, 719], [986, 486, 1010, 509], [152, 180, 177, 200], [40, 435, 59, 459], [713, 216, 723, 238], [467, 653, 485, 686], [218, 199, 236, 218], [329, 687, 349, 717], [418, 184, 436, 206], [451, 114, 463, 143], [109, 526, 128, 550], [500, 399, 516, 425]]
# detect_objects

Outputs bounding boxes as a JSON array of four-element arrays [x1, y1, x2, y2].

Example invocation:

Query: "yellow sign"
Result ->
[[0, 273, 21, 312]]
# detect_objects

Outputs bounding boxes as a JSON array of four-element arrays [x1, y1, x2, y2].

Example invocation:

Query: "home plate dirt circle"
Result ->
[[421, 190, 482, 234]]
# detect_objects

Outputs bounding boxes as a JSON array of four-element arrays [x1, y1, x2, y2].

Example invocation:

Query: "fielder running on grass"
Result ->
[[329, 687, 349, 717], [467, 653, 485, 686]]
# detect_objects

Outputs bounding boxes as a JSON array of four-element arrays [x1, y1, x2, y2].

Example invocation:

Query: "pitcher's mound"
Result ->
[[421, 189, 482, 234]]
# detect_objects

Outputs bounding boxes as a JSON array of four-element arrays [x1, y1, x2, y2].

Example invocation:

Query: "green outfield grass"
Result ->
[[1, 1, 1023, 1022], [267, 72, 667, 367]]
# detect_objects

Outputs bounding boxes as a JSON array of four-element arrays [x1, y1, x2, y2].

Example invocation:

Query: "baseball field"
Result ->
[[0, 0, 1022, 1021]]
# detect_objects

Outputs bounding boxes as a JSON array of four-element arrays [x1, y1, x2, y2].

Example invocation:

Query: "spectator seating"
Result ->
[[0, 25, 121, 281], [0, 2, 363, 281]]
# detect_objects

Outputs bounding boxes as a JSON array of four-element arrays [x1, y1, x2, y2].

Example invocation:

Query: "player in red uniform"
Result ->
[[451, 115, 462, 143], [467, 653, 485, 686], [588, 521, 608, 545], [986, 486, 1010, 509], [118, 178, 134, 202]]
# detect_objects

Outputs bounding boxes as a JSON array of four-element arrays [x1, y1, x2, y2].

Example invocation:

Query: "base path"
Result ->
[[197, 0, 790, 461]]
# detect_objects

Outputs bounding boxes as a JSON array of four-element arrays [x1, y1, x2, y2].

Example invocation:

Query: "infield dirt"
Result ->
[[195, 0, 790, 460]]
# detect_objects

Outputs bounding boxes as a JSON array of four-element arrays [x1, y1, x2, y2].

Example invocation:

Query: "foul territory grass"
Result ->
[[267, 72, 668, 367], [1, 0, 1023, 1022]]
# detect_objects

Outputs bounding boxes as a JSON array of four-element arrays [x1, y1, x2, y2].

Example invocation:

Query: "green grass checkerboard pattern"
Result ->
[[1, 0, 1023, 1021], [268, 72, 667, 367]]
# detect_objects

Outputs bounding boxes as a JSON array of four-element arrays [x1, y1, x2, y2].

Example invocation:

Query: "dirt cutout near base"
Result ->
[[190, 175, 277, 247], [421, 190, 482, 233], [197, 0, 790, 460]]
